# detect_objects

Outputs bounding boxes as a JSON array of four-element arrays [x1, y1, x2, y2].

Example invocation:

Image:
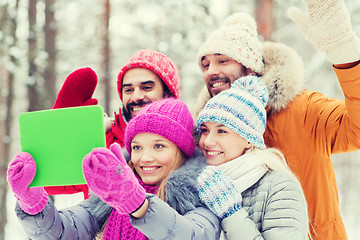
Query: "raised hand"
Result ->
[[83, 143, 146, 214], [288, 0, 360, 64], [52, 67, 98, 109]]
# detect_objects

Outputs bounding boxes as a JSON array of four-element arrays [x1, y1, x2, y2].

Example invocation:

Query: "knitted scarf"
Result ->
[[218, 151, 268, 193], [102, 177, 158, 240]]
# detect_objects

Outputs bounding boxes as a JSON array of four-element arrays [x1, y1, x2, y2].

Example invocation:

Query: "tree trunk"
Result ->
[[28, 0, 42, 111], [44, 0, 57, 108], [102, 0, 111, 115], [0, 0, 20, 238], [255, 0, 273, 41]]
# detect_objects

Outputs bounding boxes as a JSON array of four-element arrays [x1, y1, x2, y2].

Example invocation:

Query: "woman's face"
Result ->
[[130, 133, 180, 185], [199, 122, 252, 166]]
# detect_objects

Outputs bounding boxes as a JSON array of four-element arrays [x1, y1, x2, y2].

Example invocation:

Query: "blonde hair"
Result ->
[[247, 147, 293, 176], [247, 146, 312, 239], [156, 148, 186, 201]]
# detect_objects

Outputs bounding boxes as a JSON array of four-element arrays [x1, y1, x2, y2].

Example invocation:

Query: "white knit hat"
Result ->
[[197, 13, 264, 75]]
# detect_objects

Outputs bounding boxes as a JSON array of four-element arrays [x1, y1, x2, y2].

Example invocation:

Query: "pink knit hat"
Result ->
[[125, 98, 195, 157], [117, 49, 180, 100]]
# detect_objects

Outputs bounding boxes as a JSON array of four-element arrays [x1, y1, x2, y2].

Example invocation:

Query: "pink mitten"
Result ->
[[83, 143, 146, 214], [7, 152, 48, 215], [52, 67, 98, 109]]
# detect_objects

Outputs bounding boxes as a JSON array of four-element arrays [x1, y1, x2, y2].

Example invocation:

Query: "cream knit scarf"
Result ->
[[218, 151, 268, 193]]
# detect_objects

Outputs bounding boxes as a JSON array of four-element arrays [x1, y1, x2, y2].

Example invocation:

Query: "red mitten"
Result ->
[[52, 67, 98, 109], [45, 184, 89, 199], [106, 109, 127, 148], [46, 67, 98, 199]]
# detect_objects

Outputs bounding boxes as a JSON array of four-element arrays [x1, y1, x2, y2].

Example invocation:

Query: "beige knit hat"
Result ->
[[197, 12, 264, 75]]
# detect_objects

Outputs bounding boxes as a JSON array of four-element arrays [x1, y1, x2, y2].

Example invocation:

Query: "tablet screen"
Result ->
[[19, 105, 106, 187]]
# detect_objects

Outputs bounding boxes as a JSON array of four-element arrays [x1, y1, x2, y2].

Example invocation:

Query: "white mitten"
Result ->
[[288, 0, 360, 64]]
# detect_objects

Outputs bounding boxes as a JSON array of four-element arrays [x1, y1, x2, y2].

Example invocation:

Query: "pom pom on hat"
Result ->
[[223, 13, 257, 33], [196, 76, 268, 149], [117, 49, 180, 100], [231, 75, 268, 106], [197, 12, 264, 75], [125, 98, 195, 157]]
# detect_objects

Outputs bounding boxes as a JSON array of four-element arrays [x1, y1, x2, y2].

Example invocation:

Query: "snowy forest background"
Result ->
[[1, 0, 360, 239]]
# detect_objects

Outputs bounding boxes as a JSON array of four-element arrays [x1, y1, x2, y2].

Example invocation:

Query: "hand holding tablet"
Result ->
[[19, 105, 106, 187]]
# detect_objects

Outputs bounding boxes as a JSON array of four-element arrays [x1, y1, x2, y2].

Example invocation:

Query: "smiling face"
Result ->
[[121, 68, 168, 120], [130, 132, 183, 185], [200, 54, 249, 97], [199, 122, 252, 166]]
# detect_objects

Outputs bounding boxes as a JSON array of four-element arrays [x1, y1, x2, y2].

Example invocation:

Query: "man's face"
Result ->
[[122, 68, 167, 120], [201, 54, 247, 97]]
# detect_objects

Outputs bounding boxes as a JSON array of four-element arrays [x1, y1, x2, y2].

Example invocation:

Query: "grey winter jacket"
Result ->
[[15, 149, 220, 240], [221, 171, 308, 240], [131, 194, 220, 240], [166, 159, 308, 239], [15, 195, 112, 239]]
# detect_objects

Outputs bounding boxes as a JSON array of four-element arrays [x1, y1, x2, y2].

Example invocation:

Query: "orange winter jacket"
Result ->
[[264, 64, 360, 240], [193, 42, 360, 240]]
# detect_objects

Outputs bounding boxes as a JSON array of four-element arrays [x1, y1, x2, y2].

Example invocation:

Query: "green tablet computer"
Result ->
[[19, 105, 106, 187]]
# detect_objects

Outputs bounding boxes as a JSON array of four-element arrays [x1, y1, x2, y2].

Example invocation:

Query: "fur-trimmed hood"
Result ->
[[165, 148, 207, 214], [192, 41, 305, 117]]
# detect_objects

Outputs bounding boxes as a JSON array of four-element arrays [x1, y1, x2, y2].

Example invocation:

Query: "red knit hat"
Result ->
[[117, 49, 180, 100]]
